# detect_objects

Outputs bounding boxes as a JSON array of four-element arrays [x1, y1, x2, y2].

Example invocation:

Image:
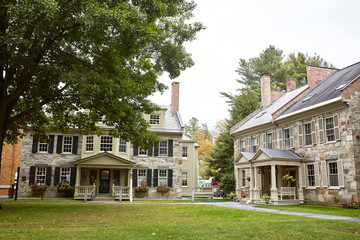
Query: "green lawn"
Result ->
[[258, 205, 360, 218], [0, 204, 359, 239], [133, 198, 231, 203], [0, 198, 80, 203]]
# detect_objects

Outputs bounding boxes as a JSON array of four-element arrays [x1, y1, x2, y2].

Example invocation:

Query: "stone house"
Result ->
[[18, 82, 211, 200], [232, 62, 360, 205]]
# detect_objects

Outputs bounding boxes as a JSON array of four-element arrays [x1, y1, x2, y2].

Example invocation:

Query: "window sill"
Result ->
[[61, 152, 73, 155], [327, 187, 341, 190], [305, 187, 317, 190], [182, 186, 188, 188], [37, 152, 49, 154], [182, 157, 188, 160]]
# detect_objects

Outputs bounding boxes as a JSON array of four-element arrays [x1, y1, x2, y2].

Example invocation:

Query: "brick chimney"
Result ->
[[307, 65, 337, 89], [286, 78, 297, 92], [260, 74, 271, 108], [171, 82, 180, 115]]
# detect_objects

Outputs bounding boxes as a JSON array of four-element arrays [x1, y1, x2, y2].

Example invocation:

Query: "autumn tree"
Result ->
[[192, 131, 212, 179], [0, 0, 204, 168]]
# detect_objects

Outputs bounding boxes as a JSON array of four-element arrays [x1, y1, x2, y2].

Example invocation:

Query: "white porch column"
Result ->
[[235, 166, 240, 199], [74, 167, 81, 197], [298, 165, 304, 202], [249, 166, 254, 201], [253, 167, 260, 201], [129, 169, 133, 202], [270, 165, 278, 201]]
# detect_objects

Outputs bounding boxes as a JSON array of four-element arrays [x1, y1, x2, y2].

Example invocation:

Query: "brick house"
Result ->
[[232, 62, 360, 205], [18, 82, 211, 200]]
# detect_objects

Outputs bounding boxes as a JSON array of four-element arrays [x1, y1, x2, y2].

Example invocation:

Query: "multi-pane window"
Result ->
[[86, 136, 94, 152], [139, 148, 147, 156], [328, 162, 339, 186], [100, 136, 113, 152], [241, 170, 246, 187], [307, 164, 315, 187], [63, 137, 73, 153], [304, 123, 312, 145], [98, 115, 103, 123], [240, 140, 245, 152], [150, 114, 160, 125], [159, 140, 168, 156], [137, 169, 147, 186], [38, 139, 48, 153], [284, 129, 290, 149], [119, 138, 127, 153], [325, 117, 335, 142], [252, 137, 257, 153], [159, 169, 168, 186], [182, 172, 188, 187], [60, 168, 71, 185], [36, 167, 46, 185], [267, 134, 273, 149], [182, 147, 188, 158]]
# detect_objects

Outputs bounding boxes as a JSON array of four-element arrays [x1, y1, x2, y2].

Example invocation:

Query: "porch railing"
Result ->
[[75, 185, 96, 200], [195, 187, 213, 193], [111, 186, 130, 199]]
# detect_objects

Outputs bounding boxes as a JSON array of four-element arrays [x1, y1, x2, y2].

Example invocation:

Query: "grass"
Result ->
[[0, 198, 80, 203], [0, 203, 359, 239], [258, 205, 360, 218], [133, 198, 231, 203]]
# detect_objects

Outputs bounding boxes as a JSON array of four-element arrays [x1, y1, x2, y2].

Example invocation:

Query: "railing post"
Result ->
[[119, 186, 122, 203], [192, 187, 195, 203], [84, 186, 88, 203]]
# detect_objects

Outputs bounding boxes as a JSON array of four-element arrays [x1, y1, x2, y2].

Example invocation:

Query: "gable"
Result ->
[[75, 153, 135, 167]]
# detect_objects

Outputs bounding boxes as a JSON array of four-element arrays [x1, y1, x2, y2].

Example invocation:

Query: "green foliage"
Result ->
[[262, 194, 271, 203], [282, 174, 296, 183], [184, 117, 201, 138], [156, 185, 171, 192], [31, 184, 48, 192], [135, 186, 150, 192], [57, 185, 74, 192]]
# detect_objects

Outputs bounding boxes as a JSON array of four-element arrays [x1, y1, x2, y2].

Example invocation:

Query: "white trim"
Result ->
[[0, 185, 12, 189]]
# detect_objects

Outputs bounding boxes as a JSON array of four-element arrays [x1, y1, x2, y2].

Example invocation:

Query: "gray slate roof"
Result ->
[[279, 62, 360, 117], [259, 148, 302, 160], [232, 85, 308, 134], [241, 152, 256, 161], [150, 105, 182, 133]]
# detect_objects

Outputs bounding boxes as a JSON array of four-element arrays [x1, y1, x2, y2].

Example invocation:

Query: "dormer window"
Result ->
[[98, 115, 104, 123], [150, 114, 160, 125]]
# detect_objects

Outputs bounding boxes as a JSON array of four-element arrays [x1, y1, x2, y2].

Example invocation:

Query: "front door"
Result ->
[[99, 169, 110, 193], [261, 166, 271, 196]]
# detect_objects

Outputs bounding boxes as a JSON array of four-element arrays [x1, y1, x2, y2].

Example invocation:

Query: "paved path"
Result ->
[[2, 200, 360, 223]]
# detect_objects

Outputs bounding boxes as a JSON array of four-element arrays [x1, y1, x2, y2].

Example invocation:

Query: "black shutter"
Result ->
[[153, 169, 158, 187], [54, 167, 60, 186], [167, 169, 173, 187], [72, 136, 78, 155], [168, 139, 173, 157], [48, 135, 54, 153], [29, 166, 36, 185], [133, 148, 138, 156], [56, 135, 63, 154], [45, 166, 52, 186], [148, 144, 153, 156], [70, 167, 76, 186], [147, 169, 152, 187], [32, 138, 38, 153], [154, 146, 159, 156], [132, 169, 137, 187]]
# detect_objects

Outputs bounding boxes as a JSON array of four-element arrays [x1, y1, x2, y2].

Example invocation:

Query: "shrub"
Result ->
[[156, 185, 171, 192], [135, 186, 150, 192], [31, 184, 47, 192], [57, 185, 74, 192]]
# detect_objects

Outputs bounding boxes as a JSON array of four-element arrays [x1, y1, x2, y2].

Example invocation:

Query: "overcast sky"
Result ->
[[149, 0, 360, 131]]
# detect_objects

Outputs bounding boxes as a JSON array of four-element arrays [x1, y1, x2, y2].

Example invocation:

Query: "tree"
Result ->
[[192, 131, 212, 179], [0, 1, 204, 167], [184, 117, 201, 138]]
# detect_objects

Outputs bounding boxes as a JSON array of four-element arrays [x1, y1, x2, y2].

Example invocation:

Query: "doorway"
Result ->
[[261, 166, 271, 196], [99, 169, 110, 193]]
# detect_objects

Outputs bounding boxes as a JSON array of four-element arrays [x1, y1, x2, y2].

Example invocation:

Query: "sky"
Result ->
[[149, 0, 360, 131]]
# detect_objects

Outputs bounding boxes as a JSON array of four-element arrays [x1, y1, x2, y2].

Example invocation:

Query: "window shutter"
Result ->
[[321, 162, 328, 187], [272, 131, 276, 149], [154, 146, 159, 156], [56, 135, 63, 154], [247, 136, 251, 152], [148, 144, 153, 156], [168, 139, 173, 157], [256, 136, 260, 151], [290, 126, 294, 148], [337, 160, 344, 188], [314, 162, 320, 187], [133, 148, 138, 156], [167, 169, 173, 187], [298, 124, 303, 147], [278, 129, 283, 149], [29, 166, 36, 185], [147, 169, 152, 187], [72, 136, 78, 155], [262, 133, 266, 148], [132, 169, 138, 187], [301, 163, 306, 187], [311, 121, 316, 145], [70, 167, 76, 186], [54, 167, 60, 186], [48, 135, 54, 153], [153, 169, 158, 187], [318, 118, 325, 143], [45, 166, 52, 186], [334, 114, 340, 141], [32, 137, 38, 153]]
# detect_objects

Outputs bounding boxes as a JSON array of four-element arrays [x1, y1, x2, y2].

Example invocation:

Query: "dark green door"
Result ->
[[99, 169, 110, 193]]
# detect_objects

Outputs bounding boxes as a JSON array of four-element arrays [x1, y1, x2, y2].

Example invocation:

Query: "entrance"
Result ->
[[261, 166, 271, 196], [99, 169, 110, 193]]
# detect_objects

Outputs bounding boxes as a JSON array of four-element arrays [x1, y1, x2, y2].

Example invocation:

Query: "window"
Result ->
[[38, 138, 48, 153], [60, 168, 71, 185], [100, 136, 113, 152], [63, 136, 73, 153], [159, 169, 168, 186], [139, 148, 147, 156], [150, 114, 160, 125], [284, 129, 290, 149], [86, 136, 94, 152], [325, 117, 335, 142], [267, 134, 272, 149], [240, 140, 245, 152], [159, 140, 168, 156], [36, 167, 46, 185], [119, 138, 127, 153], [182, 172, 188, 187], [241, 170, 246, 187], [98, 114, 103, 123], [328, 162, 339, 186], [137, 169, 147, 186], [252, 137, 257, 153], [182, 147, 188, 158], [307, 164, 315, 187], [304, 123, 312, 145]]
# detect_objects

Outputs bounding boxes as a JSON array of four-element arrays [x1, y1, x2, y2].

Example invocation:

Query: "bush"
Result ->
[[135, 186, 150, 192], [156, 185, 171, 192], [31, 184, 47, 191], [57, 185, 74, 192]]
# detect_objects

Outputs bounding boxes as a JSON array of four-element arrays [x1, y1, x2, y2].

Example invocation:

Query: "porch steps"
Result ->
[[93, 195, 114, 202]]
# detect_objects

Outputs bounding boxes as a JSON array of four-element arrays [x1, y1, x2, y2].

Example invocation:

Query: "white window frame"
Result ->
[[139, 148, 147, 156], [267, 133, 272, 149], [159, 140, 168, 156], [182, 172, 188, 187], [252, 137, 257, 153], [98, 114, 104, 123], [325, 117, 335, 142], [328, 161, 339, 187], [304, 123, 312, 146], [241, 169, 246, 187], [60, 167, 71, 185], [63, 136, 73, 153], [240, 140, 245, 152], [159, 169, 168, 186], [150, 114, 160, 125], [306, 164, 315, 187], [182, 147, 188, 158], [100, 136, 113, 152], [283, 128, 290, 149], [85, 136, 94, 152], [137, 169, 147, 186], [38, 138, 49, 153], [119, 137, 127, 153], [36, 167, 46, 185]]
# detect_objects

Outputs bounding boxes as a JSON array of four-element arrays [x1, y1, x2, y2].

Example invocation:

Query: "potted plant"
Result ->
[[135, 186, 150, 192], [262, 194, 271, 205], [57, 185, 75, 198], [135, 181, 149, 198], [246, 176, 250, 182], [156, 184, 171, 193], [282, 174, 296, 183], [31, 184, 47, 198]]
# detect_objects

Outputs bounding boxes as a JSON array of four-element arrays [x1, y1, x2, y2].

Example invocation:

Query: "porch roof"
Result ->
[[75, 152, 135, 168], [255, 148, 302, 160]]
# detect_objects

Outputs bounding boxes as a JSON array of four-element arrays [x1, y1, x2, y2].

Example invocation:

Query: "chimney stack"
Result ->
[[260, 74, 271, 108], [286, 78, 297, 92], [171, 82, 180, 115], [307, 65, 337, 89]]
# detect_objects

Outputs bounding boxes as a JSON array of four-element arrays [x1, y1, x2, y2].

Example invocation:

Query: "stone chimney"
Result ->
[[171, 82, 180, 115], [307, 65, 337, 89], [286, 78, 297, 92], [260, 74, 271, 108]]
